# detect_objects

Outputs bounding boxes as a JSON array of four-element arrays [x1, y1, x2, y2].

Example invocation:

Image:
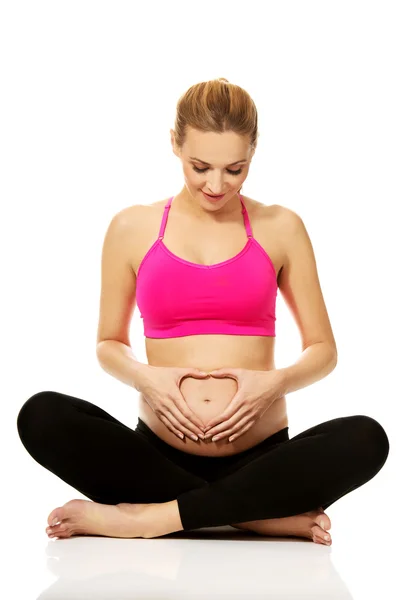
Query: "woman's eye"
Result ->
[[192, 166, 242, 176]]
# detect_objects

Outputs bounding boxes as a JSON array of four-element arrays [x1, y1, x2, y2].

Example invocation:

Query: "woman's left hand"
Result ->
[[203, 368, 285, 442]]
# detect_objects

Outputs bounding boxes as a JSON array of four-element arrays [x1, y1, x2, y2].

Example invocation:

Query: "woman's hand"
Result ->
[[203, 368, 286, 442], [136, 365, 209, 440]]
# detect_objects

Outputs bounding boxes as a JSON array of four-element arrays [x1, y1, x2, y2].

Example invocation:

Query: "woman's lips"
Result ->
[[202, 191, 225, 201]]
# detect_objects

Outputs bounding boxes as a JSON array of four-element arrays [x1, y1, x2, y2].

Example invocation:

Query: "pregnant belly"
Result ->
[[138, 374, 288, 457]]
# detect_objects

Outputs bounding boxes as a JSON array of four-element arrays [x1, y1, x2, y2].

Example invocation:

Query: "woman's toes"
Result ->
[[46, 523, 67, 536], [47, 525, 73, 539], [311, 524, 331, 544], [316, 513, 331, 531], [47, 507, 65, 527]]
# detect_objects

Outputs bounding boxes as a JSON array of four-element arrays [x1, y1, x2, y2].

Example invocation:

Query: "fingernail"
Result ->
[[191, 435, 199, 441], [51, 518, 58, 526]]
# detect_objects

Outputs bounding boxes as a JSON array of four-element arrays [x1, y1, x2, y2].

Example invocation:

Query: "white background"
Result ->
[[2, 1, 399, 598]]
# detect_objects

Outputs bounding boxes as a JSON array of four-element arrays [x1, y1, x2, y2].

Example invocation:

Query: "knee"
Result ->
[[16, 391, 59, 446], [348, 414, 390, 469]]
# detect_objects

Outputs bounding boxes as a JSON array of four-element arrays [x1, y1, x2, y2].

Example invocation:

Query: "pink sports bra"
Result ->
[[136, 194, 278, 338]]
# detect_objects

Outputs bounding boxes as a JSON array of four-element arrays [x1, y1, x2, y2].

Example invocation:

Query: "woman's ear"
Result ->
[[170, 130, 179, 158]]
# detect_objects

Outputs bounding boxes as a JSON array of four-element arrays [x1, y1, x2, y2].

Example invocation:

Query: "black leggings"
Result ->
[[16, 390, 390, 531]]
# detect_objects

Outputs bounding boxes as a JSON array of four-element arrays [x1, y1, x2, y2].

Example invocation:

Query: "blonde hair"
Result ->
[[173, 78, 259, 152]]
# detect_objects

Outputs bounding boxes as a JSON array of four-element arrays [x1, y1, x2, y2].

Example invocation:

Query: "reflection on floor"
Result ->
[[8, 503, 397, 600]]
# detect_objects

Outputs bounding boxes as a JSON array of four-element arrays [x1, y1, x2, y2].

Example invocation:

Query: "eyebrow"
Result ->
[[189, 156, 247, 166]]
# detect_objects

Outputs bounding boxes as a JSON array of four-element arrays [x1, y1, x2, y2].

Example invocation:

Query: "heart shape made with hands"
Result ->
[[187, 367, 283, 440], [179, 371, 239, 431]]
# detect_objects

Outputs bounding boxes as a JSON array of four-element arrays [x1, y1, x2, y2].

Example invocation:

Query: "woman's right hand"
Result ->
[[135, 365, 209, 441]]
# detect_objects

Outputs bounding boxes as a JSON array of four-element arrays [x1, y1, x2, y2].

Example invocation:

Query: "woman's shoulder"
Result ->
[[247, 199, 308, 256], [115, 198, 164, 227], [247, 196, 294, 227], [254, 197, 303, 223]]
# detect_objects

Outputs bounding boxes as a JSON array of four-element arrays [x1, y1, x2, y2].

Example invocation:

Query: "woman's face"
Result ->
[[171, 126, 254, 209]]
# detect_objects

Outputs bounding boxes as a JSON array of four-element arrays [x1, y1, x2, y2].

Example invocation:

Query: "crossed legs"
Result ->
[[17, 391, 390, 542]]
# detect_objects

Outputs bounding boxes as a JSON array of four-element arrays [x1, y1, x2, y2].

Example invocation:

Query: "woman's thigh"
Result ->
[[16, 391, 208, 504], [175, 414, 390, 530], [214, 414, 390, 512], [171, 414, 389, 486]]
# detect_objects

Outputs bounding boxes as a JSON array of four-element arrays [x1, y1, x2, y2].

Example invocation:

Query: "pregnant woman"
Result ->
[[17, 77, 389, 544]]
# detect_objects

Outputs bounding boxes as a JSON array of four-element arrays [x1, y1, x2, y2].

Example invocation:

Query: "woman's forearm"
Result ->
[[277, 342, 338, 396], [96, 340, 149, 391]]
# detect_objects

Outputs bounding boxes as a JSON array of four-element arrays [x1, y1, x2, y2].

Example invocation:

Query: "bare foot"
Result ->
[[45, 499, 154, 539], [231, 506, 332, 546]]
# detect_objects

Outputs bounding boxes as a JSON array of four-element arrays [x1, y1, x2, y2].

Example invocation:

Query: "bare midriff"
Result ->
[[131, 195, 289, 457]]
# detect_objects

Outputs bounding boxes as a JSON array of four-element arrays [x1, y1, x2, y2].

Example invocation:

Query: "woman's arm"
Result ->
[[276, 207, 338, 395], [97, 340, 149, 390], [276, 341, 338, 396]]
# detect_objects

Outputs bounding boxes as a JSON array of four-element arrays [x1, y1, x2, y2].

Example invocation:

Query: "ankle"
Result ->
[[143, 500, 183, 538]]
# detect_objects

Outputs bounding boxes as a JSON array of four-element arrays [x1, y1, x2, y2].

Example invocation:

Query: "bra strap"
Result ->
[[159, 195, 253, 239], [239, 194, 253, 238], [158, 196, 173, 240]]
